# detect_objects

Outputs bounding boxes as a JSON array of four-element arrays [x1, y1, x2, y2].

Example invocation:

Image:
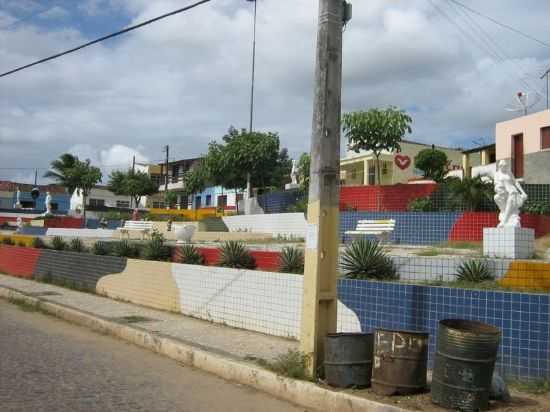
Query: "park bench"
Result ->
[[345, 219, 396, 243], [117, 221, 153, 240]]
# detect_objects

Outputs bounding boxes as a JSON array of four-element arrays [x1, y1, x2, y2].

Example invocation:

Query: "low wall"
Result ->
[[45, 228, 115, 239], [223, 213, 306, 238], [340, 184, 437, 212]]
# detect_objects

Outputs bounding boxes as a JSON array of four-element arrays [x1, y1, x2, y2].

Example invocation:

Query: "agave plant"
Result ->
[[218, 241, 256, 269], [113, 240, 139, 258], [341, 239, 398, 280], [142, 230, 170, 261], [92, 241, 110, 256], [69, 238, 86, 253], [456, 260, 494, 282], [279, 247, 304, 274], [177, 245, 204, 265], [31, 237, 46, 249], [51, 236, 67, 251], [1, 237, 14, 246]]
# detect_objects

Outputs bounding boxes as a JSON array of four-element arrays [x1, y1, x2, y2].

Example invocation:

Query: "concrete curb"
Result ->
[[0, 286, 407, 412]]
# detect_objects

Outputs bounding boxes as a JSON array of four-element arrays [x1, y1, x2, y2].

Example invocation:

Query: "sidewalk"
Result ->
[[0, 273, 406, 412]]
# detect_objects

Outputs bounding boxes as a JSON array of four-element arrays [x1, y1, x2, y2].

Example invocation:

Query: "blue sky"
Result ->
[[1, 0, 550, 183]]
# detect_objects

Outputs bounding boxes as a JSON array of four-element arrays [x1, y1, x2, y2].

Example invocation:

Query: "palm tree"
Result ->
[[43, 153, 80, 195], [448, 176, 494, 211]]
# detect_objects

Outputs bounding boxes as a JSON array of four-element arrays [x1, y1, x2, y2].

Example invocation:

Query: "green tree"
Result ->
[[448, 176, 494, 211], [342, 107, 412, 185], [182, 161, 207, 209], [414, 148, 449, 182], [43, 153, 80, 195], [297, 153, 311, 193], [107, 169, 158, 209], [164, 191, 179, 209]]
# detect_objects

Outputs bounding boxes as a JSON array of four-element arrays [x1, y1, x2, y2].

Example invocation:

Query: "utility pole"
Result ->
[[34, 169, 38, 185], [164, 145, 169, 192], [300, 0, 346, 377], [248, 0, 257, 134], [541, 67, 550, 110], [131, 155, 136, 208]]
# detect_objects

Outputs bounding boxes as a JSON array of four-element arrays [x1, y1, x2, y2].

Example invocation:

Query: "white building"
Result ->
[[69, 186, 144, 212]]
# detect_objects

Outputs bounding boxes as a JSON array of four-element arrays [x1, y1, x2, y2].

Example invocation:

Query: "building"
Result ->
[[192, 186, 244, 210], [496, 109, 550, 183], [70, 186, 138, 212], [0, 181, 70, 212], [453, 143, 497, 180], [340, 140, 463, 186]]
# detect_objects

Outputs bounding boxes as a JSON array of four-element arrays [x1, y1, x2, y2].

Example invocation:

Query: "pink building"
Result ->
[[496, 109, 550, 183]]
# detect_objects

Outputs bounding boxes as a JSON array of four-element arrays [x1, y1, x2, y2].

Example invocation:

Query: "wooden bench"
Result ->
[[117, 221, 153, 240], [345, 219, 396, 243]]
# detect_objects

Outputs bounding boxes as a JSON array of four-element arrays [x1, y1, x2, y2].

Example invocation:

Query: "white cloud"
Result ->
[[39, 6, 70, 21], [1, 0, 550, 181]]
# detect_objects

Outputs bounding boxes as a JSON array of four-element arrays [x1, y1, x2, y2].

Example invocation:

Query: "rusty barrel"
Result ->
[[371, 328, 429, 396], [324, 333, 373, 388], [432, 319, 501, 411]]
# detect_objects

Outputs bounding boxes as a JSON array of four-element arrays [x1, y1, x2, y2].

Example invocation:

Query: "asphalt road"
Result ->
[[0, 300, 307, 412]]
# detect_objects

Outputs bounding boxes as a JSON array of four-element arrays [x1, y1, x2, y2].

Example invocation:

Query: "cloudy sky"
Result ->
[[1, 0, 549, 184]]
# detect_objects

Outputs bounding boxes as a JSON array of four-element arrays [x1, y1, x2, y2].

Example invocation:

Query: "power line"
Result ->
[[0, 0, 212, 79], [447, 0, 550, 50]]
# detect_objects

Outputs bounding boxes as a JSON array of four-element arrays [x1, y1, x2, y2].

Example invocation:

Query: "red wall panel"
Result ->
[[174, 246, 282, 271], [0, 246, 41, 278], [340, 184, 437, 212]]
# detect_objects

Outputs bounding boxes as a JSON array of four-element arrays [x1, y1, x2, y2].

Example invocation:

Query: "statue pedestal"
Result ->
[[285, 183, 300, 190], [483, 227, 535, 259]]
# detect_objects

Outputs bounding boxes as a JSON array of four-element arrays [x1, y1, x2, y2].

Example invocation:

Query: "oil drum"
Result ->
[[324, 333, 373, 388]]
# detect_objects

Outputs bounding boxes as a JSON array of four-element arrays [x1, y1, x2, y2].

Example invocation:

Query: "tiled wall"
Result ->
[[337, 280, 550, 380], [223, 213, 306, 238], [173, 247, 281, 272], [340, 184, 437, 212], [257, 189, 304, 214]]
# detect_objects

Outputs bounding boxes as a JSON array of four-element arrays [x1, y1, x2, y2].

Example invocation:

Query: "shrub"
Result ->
[[218, 241, 256, 269], [31, 237, 46, 249], [51, 236, 67, 251], [142, 230, 170, 261], [113, 240, 139, 258], [279, 247, 304, 274], [68, 238, 86, 253], [1, 237, 14, 245], [408, 197, 434, 212], [177, 245, 204, 265], [456, 260, 494, 282], [262, 350, 307, 380], [17, 241, 27, 247], [92, 241, 110, 255], [523, 201, 550, 216], [414, 148, 449, 182], [341, 239, 398, 280]]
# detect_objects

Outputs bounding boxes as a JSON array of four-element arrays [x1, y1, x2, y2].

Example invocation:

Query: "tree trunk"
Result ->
[[375, 154, 382, 185]]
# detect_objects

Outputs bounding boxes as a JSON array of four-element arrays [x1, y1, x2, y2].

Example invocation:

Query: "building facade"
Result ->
[[340, 140, 463, 186], [0, 181, 70, 212], [496, 109, 550, 184]]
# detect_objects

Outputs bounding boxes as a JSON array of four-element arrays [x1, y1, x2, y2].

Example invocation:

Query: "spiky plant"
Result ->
[[31, 237, 46, 249], [177, 245, 204, 265], [113, 240, 139, 258], [51, 236, 67, 251], [279, 247, 304, 274], [69, 238, 86, 253], [456, 260, 494, 282], [92, 241, 110, 255], [341, 239, 398, 280], [1, 237, 14, 245], [218, 241, 256, 269]]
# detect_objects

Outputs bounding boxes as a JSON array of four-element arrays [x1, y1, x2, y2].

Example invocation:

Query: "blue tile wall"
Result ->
[[340, 211, 462, 245], [86, 219, 122, 229], [258, 189, 303, 214], [15, 192, 71, 213], [338, 279, 550, 380]]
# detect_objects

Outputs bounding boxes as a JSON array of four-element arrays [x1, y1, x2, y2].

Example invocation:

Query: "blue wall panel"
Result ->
[[338, 279, 550, 380], [258, 190, 302, 214]]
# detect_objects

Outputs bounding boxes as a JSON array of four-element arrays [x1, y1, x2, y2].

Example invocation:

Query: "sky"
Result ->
[[1, 0, 550, 184]]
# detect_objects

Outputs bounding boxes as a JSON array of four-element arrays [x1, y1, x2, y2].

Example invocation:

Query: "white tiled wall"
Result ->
[[222, 213, 306, 238], [483, 227, 535, 259]]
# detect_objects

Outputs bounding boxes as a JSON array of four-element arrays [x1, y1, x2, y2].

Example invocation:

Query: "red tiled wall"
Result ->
[[198, 247, 221, 266], [0, 246, 41, 278], [448, 213, 550, 242], [340, 184, 437, 212], [43, 217, 83, 228]]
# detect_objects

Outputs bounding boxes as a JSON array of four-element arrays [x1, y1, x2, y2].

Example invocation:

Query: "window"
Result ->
[[152, 201, 165, 209], [205, 194, 212, 206], [217, 195, 227, 207], [195, 196, 202, 209], [116, 200, 130, 208], [236, 193, 244, 202], [541, 126, 550, 150], [89, 198, 105, 207]]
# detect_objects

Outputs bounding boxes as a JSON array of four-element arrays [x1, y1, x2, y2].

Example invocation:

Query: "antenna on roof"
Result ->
[[505, 91, 540, 116]]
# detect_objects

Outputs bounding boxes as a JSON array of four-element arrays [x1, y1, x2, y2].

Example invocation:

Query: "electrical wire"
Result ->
[[0, 0, 212, 78], [447, 0, 550, 50]]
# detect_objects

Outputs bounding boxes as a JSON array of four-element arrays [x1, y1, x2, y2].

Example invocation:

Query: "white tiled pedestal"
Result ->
[[483, 227, 535, 259]]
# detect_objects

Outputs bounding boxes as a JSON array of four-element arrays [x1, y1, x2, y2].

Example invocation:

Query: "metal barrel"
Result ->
[[324, 333, 373, 388], [371, 328, 429, 396], [432, 319, 501, 412]]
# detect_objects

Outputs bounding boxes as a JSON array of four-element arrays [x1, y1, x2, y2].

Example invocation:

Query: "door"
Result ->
[[512, 133, 524, 178], [368, 165, 376, 185]]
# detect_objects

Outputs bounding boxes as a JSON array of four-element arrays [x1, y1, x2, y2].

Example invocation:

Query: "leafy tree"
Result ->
[[342, 107, 412, 185], [414, 148, 449, 182], [108, 169, 158, 208], [297, 153, 311, 193], [45, 155, 102, 219], [182, 162, 207, 209], [43, 153, 80, 195], [448, 176, 494, 211], [268, 148, 293, 190], [164, 191, 179, 209]]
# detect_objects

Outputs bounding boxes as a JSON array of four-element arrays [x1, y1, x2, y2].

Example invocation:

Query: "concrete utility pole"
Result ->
[[164, 145, 170, 192], [541, 67, 550, 110], [300, 0, 345, 377]]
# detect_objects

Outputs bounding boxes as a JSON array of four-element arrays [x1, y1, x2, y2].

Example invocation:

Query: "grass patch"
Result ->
[[437, 241, 482, 251], [249, 350, 309, 380], [507, 378, 550, 394], [415, 249, 441, 257]]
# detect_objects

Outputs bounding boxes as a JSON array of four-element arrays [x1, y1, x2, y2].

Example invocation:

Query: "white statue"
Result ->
[[494, 160, 527, 228], [44, 191, 53, 215], [16, 217, 23, 232], [15, 187, 21, 209], [290, 159, 299, 185]]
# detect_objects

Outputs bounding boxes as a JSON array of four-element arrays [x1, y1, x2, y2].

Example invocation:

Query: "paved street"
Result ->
[[0, 300, 307, 412]]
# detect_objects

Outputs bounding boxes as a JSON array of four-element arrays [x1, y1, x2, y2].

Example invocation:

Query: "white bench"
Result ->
[[345, 219, 396, 243], [117, 221, 153, 240]]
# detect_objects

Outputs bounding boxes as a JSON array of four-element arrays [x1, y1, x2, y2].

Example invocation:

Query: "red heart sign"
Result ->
[[394, 154, 411, 170]]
